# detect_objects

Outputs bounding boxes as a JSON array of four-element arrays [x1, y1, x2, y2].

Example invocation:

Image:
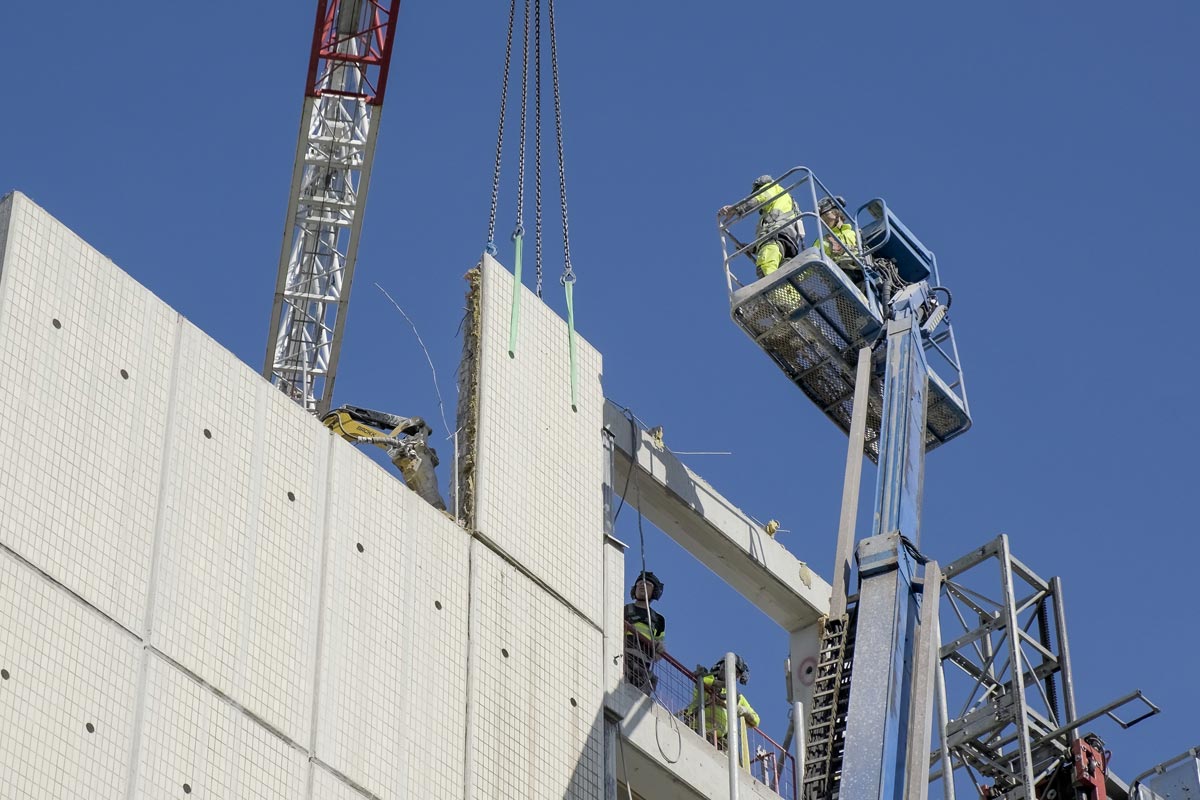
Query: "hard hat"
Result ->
[[752, 174, 774, 189], [631, 570, 664, 601], [709, 655, 751, 685], [818, 195, 846, 215]]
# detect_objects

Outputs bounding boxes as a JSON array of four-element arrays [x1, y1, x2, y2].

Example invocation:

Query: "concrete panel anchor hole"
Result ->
[[1, 668, 9, 680], [86, 722, 95, 733], [434, 600, 442, 610], [501, 648, 510, 659], [287, 491, 296, 502], [570, 697, 577, 707], [203, 429, 212, 439], [120, 369, 129, 380], [183, 783, 192, 794], [355, 543, 364, 553], [51, 319, 62, 329]]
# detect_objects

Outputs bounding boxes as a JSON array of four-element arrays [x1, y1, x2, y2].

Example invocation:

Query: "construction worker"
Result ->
[[686, 655, 760, 745], [623, 571, 666, 694], [817, 195, 863, 284], [719, 175, 805, 278]]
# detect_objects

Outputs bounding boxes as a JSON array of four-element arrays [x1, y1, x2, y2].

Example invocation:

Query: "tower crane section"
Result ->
[[263, 0, 402, 415]]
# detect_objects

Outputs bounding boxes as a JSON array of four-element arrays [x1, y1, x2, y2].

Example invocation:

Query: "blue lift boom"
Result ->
[[720, 168, 969, 800]]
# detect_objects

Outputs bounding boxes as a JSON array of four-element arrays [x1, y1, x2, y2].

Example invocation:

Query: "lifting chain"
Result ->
[[547, 0, 574, 286], [533, 0, 543, 297], [513, 0, 529, 240], [486, 0, 518, 256]]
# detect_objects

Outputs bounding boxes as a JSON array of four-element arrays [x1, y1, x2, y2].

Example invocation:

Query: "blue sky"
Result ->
[[3, 0, 1197, 783]]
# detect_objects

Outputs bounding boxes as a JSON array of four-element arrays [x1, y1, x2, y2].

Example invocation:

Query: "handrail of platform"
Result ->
[[625, 624, 798, 799], [719, 166, 874, 300]]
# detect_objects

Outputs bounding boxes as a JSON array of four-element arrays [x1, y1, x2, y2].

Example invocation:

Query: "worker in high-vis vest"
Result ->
[[687, 655, 760, 741], [817, 195, 862, 283], [719, 175, 805, 278], [623, 571, 666, 693]]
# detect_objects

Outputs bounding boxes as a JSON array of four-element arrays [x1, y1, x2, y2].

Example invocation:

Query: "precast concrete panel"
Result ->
[[151, 320, 327, 745], [0, 192, 175, 633], [310, 762, 374, 800], [315, 444, 469, 799], [469, 544, 605, 800], [131, 654, 308, 799], [470, 255, 605, 626], [0, 548, 141, 800]]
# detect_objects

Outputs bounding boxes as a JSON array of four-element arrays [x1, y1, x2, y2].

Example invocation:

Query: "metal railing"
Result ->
[[715, 167, 972, 445], [718, 166, 876, 302], [624, 624, 797, 799]]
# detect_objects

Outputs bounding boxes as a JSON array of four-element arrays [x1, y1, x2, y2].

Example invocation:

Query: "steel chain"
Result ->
[[533, 0, 544, 296], [486, 0, 517, 255], [513, 0, 529, 238], [547, 0, 574, 283]]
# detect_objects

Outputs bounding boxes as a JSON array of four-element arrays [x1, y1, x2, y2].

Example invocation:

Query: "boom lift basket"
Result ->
[[720, 167, 970, 460], [728, 249, 970, 461]]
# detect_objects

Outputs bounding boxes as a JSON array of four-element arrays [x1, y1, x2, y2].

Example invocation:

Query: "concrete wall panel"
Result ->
[[310, 763, 374, 800], [470, 544, 605, 800], [132, 655, 308, 799], [315, 445, 469, 799], [0, 192, 175, 633], [471, 256, 606, 626], [151, 320, 327, 745], [0, 548, 141, 800]]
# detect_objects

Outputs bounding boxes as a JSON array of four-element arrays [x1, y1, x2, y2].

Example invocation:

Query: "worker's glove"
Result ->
[[717, 205, 733, 219], [736, 707, 749, 718]]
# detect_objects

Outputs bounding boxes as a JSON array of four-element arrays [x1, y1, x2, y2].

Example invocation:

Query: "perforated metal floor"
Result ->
[[729, 252, 970, 460]]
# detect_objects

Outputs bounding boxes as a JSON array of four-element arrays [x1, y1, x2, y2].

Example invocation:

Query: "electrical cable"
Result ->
[[376, 284, 451, 441]]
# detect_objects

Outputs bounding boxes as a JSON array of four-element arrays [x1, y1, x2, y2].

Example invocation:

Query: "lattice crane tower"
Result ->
[[263, 0, 402, 414]]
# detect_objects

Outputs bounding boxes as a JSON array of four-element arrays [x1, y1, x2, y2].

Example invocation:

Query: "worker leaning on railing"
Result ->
[[685, 655, 761, 742], [623, 571, 666, 694], [718, 175, 805, 278]]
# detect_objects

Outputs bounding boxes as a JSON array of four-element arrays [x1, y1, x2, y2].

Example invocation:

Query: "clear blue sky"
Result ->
[[4, 0, 1197, 783]]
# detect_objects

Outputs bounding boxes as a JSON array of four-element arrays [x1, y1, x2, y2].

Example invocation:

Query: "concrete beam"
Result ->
[[604, 401, 830, 631]]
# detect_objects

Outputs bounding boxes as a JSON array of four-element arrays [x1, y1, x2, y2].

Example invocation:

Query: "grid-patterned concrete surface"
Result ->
[[469, 543, 606, 800], [152, 320, 327, 746], [469, 255, 606, 626], [0, 549, 141, 800], [316, 445, 470, 800], [132, 654, 309, 799], [0, 193, 506, 799], [0, 192, 175, 635]]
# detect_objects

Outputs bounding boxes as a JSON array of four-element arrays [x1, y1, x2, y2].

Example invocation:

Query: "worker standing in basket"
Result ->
[[624, 571, 666, 693], [719, 175, 805, 278], [687, 655, 760, 745], [817, 195, 863, 284]]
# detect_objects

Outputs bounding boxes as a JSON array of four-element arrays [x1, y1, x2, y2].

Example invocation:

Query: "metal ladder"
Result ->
[[803, 610, 857, 800]]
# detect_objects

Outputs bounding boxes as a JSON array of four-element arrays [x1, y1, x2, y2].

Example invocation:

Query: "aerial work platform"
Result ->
[[719, 167, 971, 460], [728, 249, 969, 460]]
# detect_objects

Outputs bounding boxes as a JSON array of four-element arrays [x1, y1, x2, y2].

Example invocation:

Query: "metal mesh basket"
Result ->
[[730, 253, 969, 460]]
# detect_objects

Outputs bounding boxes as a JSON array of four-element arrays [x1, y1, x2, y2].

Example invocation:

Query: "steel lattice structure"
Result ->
[[930, 535, 1157, 800], [263, 0, 402, 414]]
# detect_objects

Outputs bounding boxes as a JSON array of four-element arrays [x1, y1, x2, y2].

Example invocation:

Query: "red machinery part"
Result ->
[[305, 0, 403, 105], [1072, 738, 1109, 800]]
